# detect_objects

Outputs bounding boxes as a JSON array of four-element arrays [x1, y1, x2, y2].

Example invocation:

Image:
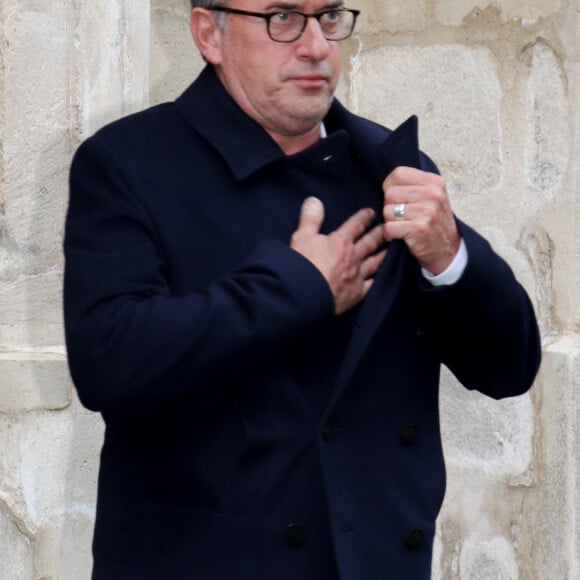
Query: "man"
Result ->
[[64, 1, 541, 578]]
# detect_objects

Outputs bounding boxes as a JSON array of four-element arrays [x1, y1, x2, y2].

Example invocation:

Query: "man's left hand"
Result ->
[[383, 166, 461, 275]]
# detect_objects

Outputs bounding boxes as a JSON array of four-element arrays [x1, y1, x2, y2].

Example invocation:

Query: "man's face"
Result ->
[[211, 1, 343, 144]]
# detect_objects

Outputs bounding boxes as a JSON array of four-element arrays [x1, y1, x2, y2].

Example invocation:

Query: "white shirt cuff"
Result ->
[[421, 238, 468, 286]]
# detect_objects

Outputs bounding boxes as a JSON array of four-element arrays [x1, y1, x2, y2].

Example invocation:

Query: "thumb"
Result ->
[[297, 197, 325, 234]]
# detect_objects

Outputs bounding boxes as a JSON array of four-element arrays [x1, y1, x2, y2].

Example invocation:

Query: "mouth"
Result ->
[[291, 74, 329, 88]]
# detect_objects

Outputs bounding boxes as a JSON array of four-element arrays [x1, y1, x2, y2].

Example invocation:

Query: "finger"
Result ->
[[360, 249, 387, 279], [355, 224, 385, 258], [361, 277, 374, 298], [384, 184, 444, 204], [383, 185, 420, 206], [383, 220, 410, 242], [334, 207, 376, 242], [384, 182, 448, 208], [383, 166, 443, 188], [384, 202, 415, 223], [296, 197, 325, 234]]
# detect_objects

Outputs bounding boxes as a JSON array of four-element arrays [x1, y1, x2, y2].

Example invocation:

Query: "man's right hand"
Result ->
[[290, 197, 386, 315]]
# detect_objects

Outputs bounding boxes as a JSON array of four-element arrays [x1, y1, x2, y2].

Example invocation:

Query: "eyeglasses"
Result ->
[[207, 7, 360, 43]]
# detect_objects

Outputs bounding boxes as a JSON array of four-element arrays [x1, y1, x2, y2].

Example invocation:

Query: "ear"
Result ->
[[189, 8, 223, 65]]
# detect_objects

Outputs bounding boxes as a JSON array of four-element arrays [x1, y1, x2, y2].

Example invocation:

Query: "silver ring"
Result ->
[[393, 203, 406, 219]]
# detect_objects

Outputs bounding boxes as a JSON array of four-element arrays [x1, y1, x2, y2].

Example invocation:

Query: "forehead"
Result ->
[[239, 0, 345, 10]]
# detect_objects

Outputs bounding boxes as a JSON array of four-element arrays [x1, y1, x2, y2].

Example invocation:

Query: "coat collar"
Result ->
[[174, 65, 420, 183], [175, 66, 285, 181]]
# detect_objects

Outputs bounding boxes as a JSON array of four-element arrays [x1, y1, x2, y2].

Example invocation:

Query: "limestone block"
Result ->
[[0, 350, 71, 413], [0, 507, 34, 580], [576, 10, 580, 61], [34, 514, 95, 580], [0, 413, 71, 534], [73, 1, 150, 139], [459, 535, 519, 579], [2, 129, 70, 264], [435, 336, 580, 579], [1, 1, 71, 133], [356, 0, 427, 34], [0, 270, 65, 348], [523, 40, 569, 200], [351, 45, 502, 198], [29, 399, 102, 579], [514, 337, 579, 579], [571, 340, 580, 580], [576, 61, 580, 248], [435, 0, 561, 26], [1, 1, 72, 258], [335, 38, 360, 106], [439, 367, 534, 480], [434, 471, 529, 579], [61, 398, 104, 510], [0, 401, 103, 580], [573, 252, 580, 329], [515, 224, 555, 338], [465, 224, 552, 339], [151, 0, 204, 105]]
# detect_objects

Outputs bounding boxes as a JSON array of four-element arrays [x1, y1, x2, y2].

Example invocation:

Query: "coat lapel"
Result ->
[[324, 113, 423, 412]]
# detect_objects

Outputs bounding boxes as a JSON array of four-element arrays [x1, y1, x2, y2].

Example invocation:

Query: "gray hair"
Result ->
[[190, 1, 227, 28], [190, 0, 227, 53], [191, 1, 224, 7]]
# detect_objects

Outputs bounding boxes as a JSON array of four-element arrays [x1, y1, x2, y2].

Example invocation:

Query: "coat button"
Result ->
[[285, 523, 305, 547], [401, 424, 418, 445], [322, 420, 333, 442], [416, 327, 427, 340], [405, 529, 424, 549]]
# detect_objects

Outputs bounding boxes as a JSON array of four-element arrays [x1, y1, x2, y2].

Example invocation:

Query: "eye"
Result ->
[[270, 11, 292, 24], [320, 10, 341, 23]]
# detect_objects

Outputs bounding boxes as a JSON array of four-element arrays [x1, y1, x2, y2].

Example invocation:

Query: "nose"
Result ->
[[296, 16, 332, 60]]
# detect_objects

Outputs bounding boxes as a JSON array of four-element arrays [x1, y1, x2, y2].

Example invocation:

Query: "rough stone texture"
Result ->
[[0, 272, 65, 348], [517, 339, 578, 579], [1, 1, 71, 262], [72, 1, 150, 141], [0, 399, 103, 579], [439, 368, 534, 480], [351, 44, 503, 198], [150, 0, 202, 105], [0, 351, 71, 413], [357, 0, 427, 34], [459, 536, 519, 579], [574, 340, 580, 580], [435, 0, 562, 26], [524, 40, 569, 199], [0, 508, 34, 579], [0, 0, 578, 578]]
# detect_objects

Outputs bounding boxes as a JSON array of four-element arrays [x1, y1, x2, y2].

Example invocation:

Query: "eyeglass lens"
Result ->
[[269, 11, 355, 42]]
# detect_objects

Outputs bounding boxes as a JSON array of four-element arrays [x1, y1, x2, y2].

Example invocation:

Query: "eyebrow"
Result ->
[[263, 1, 345, 11]]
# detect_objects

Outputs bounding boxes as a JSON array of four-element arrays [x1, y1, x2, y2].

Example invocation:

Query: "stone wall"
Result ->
[[0, 0, 577, 578]]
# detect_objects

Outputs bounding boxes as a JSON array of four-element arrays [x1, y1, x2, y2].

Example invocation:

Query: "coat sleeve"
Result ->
[[64, 135, 335, 413], [420, 220, 541, 399], [412, 148, 540, 399]]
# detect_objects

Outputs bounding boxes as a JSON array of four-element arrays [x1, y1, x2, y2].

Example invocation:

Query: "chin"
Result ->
[[295, 95, 333, 120]]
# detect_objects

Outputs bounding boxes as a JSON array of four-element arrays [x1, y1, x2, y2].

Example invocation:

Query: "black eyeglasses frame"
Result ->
[[206, 6, 360, 43]]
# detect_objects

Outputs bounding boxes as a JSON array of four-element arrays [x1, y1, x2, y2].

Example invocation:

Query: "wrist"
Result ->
[[421, 238, 467, 286]]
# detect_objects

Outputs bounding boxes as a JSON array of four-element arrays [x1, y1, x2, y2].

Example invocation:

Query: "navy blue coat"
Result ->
[[64, 66, 541, 580]]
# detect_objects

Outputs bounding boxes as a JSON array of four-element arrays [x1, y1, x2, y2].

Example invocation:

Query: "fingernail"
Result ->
[[303, 197, 323, 215]]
